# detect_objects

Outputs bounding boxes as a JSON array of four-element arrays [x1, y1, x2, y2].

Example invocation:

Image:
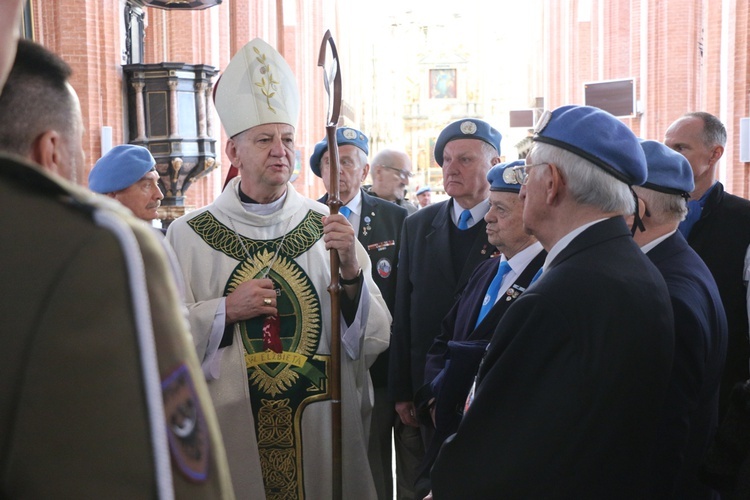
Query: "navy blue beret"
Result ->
[[309, 127, 369, 177], [89, 144, 156, 194], [434, 119, 502, 167], [416, 185, 431, 196], [487, 160, 525, 193], [638, 139, 694, 196], [532, 105, 647, 186]]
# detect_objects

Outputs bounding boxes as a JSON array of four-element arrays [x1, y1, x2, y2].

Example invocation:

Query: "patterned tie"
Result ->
[[458, 209, 472, 230], [475, 260, 512, 328], [339, 205, 352, 219]]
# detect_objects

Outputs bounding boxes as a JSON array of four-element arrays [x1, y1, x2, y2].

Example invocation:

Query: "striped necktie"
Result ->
[[458, 209, 472, 230], [475, 260, 512, 328]]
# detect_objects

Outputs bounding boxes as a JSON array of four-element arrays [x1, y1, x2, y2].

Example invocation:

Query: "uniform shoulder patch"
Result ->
[[162, 363, 210, 482]]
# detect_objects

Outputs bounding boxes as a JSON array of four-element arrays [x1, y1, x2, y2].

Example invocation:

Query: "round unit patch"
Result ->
[[377, 258, 392, 278]]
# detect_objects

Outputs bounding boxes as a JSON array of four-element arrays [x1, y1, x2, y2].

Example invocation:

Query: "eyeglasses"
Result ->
[[379, 165, 413, 180], [510, 163, 549, 185]]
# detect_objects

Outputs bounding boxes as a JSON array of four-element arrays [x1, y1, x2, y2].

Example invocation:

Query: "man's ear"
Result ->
[[361, 162, 370, 182], [225, 138, 239, 166], [710, 145, 724, 166], [545, 163, 564, 205], [29, 130, 62, 175], [637, 196, 647, 221]]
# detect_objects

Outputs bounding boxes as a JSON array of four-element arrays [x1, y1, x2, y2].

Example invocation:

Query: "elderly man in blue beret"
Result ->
[[309, 126, 414, 500], [415, 185, 432, 208], [388, 118, 502, 490], [431, 105, 675, 498], [630, 140, 727, 499], [412, 160, 545, 496], [89, 144, 164, 223]]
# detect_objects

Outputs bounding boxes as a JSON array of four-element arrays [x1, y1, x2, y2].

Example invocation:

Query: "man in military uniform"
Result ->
[[0, 37, 234, 498]]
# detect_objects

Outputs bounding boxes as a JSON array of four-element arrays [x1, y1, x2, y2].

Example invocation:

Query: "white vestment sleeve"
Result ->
[[202, 297, 228, 380], [341, 278, 371, 361]]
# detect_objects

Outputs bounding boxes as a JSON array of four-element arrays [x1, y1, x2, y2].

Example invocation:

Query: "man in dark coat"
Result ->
[[388, 119, 502, 463], [431, 105, 675, 499], [633, 139, 727, 499], [664, 112, 750, 422], [310, 127, 416, 500], [412, 160, 545, 497]]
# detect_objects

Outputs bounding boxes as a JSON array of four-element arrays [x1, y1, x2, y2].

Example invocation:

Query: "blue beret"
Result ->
[[309, 127, 369, 177], [416, 186, 431, 196], [434, 119, 502, 167], [532, 105, 647, 185], [89, 144, 156, 194], [487, 160, 525, 193], [638, 139, 694, 196]]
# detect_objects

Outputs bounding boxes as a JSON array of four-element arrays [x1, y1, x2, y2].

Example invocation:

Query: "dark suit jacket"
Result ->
[[389, 199, 497, 402], [412, 248, 545, 496], [319, 189, 407, 387], [686, 182, 750, 420], [647, 232, 727, 500], [431, 217, 675, 499], [420, 248, 547, 395]]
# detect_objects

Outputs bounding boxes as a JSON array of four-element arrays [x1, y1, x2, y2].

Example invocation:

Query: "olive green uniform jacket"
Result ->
[[0, 154, 234, 499]]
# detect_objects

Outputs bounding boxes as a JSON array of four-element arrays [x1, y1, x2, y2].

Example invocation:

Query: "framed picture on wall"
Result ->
[[430, 68, 457, 99]]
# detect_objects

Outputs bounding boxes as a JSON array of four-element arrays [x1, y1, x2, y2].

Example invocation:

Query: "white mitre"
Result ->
[[213, 38, 300, 137]]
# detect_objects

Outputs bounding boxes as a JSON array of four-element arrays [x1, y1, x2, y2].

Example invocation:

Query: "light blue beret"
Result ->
[[532, 105, 647, 186], [487, 160, 525, 193], [416, 186, 431, 196], [89, 144, 156, 194], [309, 127, 369, 177], [434, 119, 502, 167], [639, 139, 694, 196]]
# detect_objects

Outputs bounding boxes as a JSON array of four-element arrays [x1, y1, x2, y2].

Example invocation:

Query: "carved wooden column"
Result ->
[[122, 62, 219, 227]]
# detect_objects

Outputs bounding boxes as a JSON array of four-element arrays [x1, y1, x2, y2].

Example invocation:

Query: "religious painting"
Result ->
[[430, 69, 457, 99]]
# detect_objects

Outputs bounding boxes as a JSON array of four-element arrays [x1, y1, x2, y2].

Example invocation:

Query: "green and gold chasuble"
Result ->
[[189, 209, 332, 498]]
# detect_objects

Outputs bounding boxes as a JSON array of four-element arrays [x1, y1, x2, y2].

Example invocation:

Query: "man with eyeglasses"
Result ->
[[310, 127, 414, 500], [388, 118, 501, 493], [413, 160, 545, 497], [430, 105, 675, 498], [367, 148, 418, 215]]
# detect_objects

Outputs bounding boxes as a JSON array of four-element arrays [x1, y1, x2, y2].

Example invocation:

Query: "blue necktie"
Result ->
[[678, 199, 702, 238], [530, 266, 544, 284], [339, 206, 352, 219], [475, 260, 512, 328], [458, 209, 472, 230]]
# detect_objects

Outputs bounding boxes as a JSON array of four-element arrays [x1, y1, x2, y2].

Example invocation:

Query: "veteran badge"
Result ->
[[503, 167, 520, 185], [162, 363, 210, 482], [377, 257, 392, 278], [460, 120, 478, 135], [342, 128, 358, 140], [534, 110, 552, 135]]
